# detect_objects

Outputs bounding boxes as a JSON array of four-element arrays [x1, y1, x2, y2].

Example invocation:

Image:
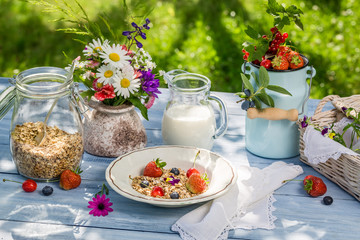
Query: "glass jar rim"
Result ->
[[13, 67, 73, 97]]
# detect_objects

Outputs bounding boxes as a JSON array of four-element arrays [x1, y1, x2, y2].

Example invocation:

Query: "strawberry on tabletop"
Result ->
[[303, 175, 327, 197], [59, 167, 83, 190]]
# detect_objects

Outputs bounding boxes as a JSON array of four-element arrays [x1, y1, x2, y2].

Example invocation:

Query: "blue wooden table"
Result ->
[[0, 78, 359, 240]]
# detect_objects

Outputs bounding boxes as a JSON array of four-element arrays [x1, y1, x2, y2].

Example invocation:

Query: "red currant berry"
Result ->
[[262, 35, 268, 39], [22, 179, 37, 192], [270, 27, 278, 34], [275, 31, 282, 40], [252, 59, 261, 65], [283, 32, 288, 39]]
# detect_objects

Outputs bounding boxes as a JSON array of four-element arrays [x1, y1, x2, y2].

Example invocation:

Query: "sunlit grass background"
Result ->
[[0, 0, 359, 98]]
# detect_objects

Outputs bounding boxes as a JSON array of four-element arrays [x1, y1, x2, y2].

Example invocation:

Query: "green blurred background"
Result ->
[[0, 0, 359, 98]]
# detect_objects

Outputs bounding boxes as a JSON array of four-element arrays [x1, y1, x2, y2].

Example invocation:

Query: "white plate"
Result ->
[[105, 145, 238, 207]]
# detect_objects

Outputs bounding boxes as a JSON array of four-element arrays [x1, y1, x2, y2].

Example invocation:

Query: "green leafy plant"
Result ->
[[243, 0, 304, 62], [236, 66, 292, 110]]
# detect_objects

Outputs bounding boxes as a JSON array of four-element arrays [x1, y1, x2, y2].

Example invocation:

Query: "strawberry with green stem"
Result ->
[[143, 158, 166, 177], [283, 175, 327, 197]]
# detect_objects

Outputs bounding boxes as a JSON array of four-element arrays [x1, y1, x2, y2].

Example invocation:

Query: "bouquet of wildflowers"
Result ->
[[70, 18, 162, 120]]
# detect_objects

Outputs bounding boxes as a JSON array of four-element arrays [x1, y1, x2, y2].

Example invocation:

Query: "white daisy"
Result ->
[[96, 64, 118, 85], [113, 65, 140, 99], [83, 38, 109, 56], [99, 43, 131, 68]]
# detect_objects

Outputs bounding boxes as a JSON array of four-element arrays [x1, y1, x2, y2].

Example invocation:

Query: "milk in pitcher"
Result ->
[[162, 104, 216, 149]]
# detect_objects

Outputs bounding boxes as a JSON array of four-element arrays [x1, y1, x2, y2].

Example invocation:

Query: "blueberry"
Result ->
[[249, 101, 255, 108], [241, 100, 250, 110], [140, 180, 149, 188], [170, 192, 180, 199], [42, 186, 53, 196], [170, 168, 180, 175], [323, 196, 333, 205], [244, 89, 251, 97]]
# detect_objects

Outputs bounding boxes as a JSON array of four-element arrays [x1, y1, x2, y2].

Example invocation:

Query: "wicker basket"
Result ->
[[298, 95, 360, 201]]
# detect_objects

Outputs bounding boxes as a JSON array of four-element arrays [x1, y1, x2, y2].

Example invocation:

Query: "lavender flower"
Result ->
[[140, 70, 161, 98]]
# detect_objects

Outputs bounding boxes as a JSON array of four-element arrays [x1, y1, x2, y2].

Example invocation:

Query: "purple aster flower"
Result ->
[[140, 70, 161, 98], [88, 194, 113, 217], [321, 127, 329, 136], [164, 176, 180, 186]]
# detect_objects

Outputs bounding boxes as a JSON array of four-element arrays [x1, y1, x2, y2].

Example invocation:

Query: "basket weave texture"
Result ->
[[298, 95, 360, 201]]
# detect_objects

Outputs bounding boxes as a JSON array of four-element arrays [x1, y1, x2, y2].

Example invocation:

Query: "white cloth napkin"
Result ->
[[304, 117, 360, 165], [171, 161, 303, 240]]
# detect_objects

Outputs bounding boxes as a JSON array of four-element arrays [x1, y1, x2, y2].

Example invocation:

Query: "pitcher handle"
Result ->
[[209, 94, 228, 139], [298, 65, 316, 116]]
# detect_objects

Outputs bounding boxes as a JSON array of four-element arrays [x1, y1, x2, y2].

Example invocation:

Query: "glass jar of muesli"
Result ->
[[0, 67, 85, 181]]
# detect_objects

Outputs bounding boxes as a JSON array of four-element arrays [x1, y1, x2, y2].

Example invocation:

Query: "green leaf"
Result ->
[[294, 17, 304, 30], [257, 91, 274, 107], [80, 90, 95, 101], [280, 16, 290, 26], [267, 0, 285, 15], [267, 85, 293, 96], [259, 66, 270, 88], [244, 25, 261, 40], [253, 96, 262, 109], [251, 72, 260, 86], [286, 5, 304, 15], [240, 73, 254, 93], [128, 97, 149, 120], [235, 92, 247, 98]]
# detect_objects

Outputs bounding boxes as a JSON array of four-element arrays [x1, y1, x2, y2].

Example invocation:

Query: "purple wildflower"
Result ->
[[122, 19, 151, 49], [321, 127, 329, 136], [140, 70, 161, 98], [301, 115, 309, 128], [88, 194, 113, 217], [164, 176, 180, 186], [341, 107, 348, 112]]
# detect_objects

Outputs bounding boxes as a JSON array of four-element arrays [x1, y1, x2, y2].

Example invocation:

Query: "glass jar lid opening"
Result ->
[[14, 67, 73, 97]]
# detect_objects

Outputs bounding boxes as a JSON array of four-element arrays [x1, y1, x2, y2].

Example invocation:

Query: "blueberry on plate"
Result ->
[[140, 180, 149, 188], [170, 168, 180, 175], [170, 192, 180, 199], [42, 186, 53, 196]]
